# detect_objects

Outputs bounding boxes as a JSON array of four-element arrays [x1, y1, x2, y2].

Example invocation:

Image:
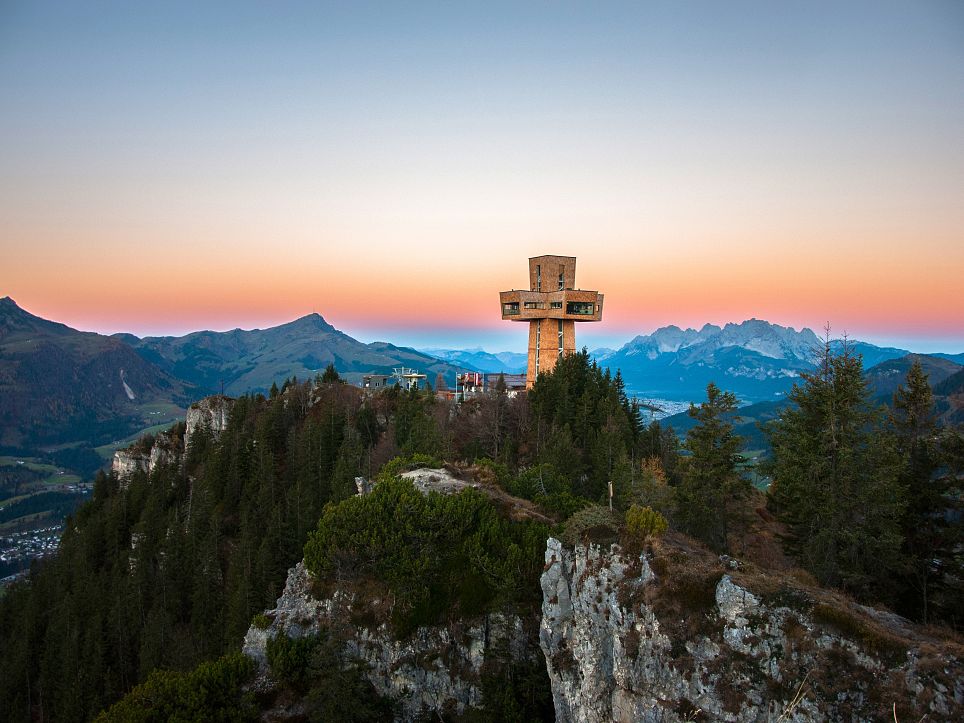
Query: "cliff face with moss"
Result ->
[[184, 394, 234, 448], [111, 425, 184, 480], [540, 537, 963, 722], [242, 561, 537, 720], [238, 467, 554, 720]]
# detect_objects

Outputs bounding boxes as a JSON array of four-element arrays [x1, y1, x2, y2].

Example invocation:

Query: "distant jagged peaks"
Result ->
[[618, 319, 821, 363], [600, 319, 849, 403]]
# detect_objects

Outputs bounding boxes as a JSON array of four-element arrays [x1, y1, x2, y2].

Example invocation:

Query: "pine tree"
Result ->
[[321, 363, 341, 384], [891, 359, 958, 624], [893, 358, 936, 446], [673, 383, 748, 551], [766, 337, 905, 596]]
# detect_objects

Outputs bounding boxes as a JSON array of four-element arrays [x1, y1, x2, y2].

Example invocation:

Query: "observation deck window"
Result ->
[[566, 301, 595, 315]]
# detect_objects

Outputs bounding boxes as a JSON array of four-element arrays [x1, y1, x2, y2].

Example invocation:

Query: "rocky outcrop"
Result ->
[[111, 427, 184, 482], [185, 394, 234, 448], [399, 467, 482, 495], [112, 394, 232, 480], [242, 562, 532, 721], [540, 538, 963, 722], [148, 434, 180, 470], [363, 466, 554, 524], [111, 448, 150, 478]]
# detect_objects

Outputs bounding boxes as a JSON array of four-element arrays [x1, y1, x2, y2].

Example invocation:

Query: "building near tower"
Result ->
[[499, 255, 604, 388]]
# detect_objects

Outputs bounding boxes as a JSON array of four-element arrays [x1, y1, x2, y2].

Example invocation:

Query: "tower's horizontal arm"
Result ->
[[499, 289, 604, 322]]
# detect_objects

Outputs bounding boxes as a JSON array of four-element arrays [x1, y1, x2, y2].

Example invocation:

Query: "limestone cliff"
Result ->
[[242, 562, 534, 720], [238, 472, 962, 722], [540, 537, 963, 722], [111, 427, 184, 481], [185, 394, 234, 448], [111, 447, 150, 478], [111, 393, 231, 481]]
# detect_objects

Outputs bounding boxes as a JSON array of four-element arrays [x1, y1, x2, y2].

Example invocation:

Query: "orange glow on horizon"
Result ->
[[4, 229, 961, 348]]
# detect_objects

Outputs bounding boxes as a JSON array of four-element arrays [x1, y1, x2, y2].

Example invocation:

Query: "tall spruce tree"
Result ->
[[321, 363, 341, 384], [673, 383, 748, 551], [891, 359, 961, 624], [767, 337, 905, 597]]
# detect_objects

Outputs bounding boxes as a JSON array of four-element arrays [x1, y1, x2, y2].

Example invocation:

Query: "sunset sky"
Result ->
[[2, 1, 962, 352]]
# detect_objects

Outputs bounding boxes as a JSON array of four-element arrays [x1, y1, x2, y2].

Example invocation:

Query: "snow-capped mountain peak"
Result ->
[[619, 319, 820, 363]]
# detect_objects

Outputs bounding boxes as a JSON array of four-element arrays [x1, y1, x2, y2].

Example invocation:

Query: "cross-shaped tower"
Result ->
[[500, 255, 604, 388]]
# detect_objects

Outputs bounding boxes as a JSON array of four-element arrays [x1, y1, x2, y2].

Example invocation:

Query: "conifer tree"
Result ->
[[321, 363, 340, 383], [767, 338, 905, 596], [673, 383, 748, 551], [891, 359, 959, 624]]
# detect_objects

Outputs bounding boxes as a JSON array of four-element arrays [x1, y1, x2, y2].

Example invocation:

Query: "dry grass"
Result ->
[[724, 489, 796, 572], [632, 528, 963, 721], [453, 463, 559, 525], [811, 603, 909, 664], [635, 535, 724, 672]]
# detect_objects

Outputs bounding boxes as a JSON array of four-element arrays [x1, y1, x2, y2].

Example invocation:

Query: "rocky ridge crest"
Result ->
[[540, 537, 963, 722]]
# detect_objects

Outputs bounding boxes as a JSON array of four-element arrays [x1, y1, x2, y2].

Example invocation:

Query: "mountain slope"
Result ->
[[933, 352, 964, 365], [122, 314, 464, 394], [835, 340, 915, 369], [0, 297, 193, 449], [864, 353, 962, 400], [931, 365, 964, 426]]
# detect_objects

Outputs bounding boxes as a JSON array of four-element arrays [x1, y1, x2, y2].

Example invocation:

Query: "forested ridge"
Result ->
[[0, 348, 960, 720]]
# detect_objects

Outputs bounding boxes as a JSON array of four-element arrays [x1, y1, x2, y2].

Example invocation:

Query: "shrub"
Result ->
[[251, 613, 271, 630], [97, 653, 255, 721], [620, 456, 673, 514], [303, 634, 397, 721], [624, 505, 668, 542], [560, 505, 621, 547], [474, 457, 510, 486], [267, 633, 320, 691], [506, 464, 591, 519], [303, 477, 549, 634]]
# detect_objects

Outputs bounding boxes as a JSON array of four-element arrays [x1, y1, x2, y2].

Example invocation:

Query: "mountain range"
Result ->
[[2, 298, 961, 473], [593, 319, 958, 403], [117, 313, 465, 396], [0, 297, 194, 454], [0, 299, 464, 474]]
